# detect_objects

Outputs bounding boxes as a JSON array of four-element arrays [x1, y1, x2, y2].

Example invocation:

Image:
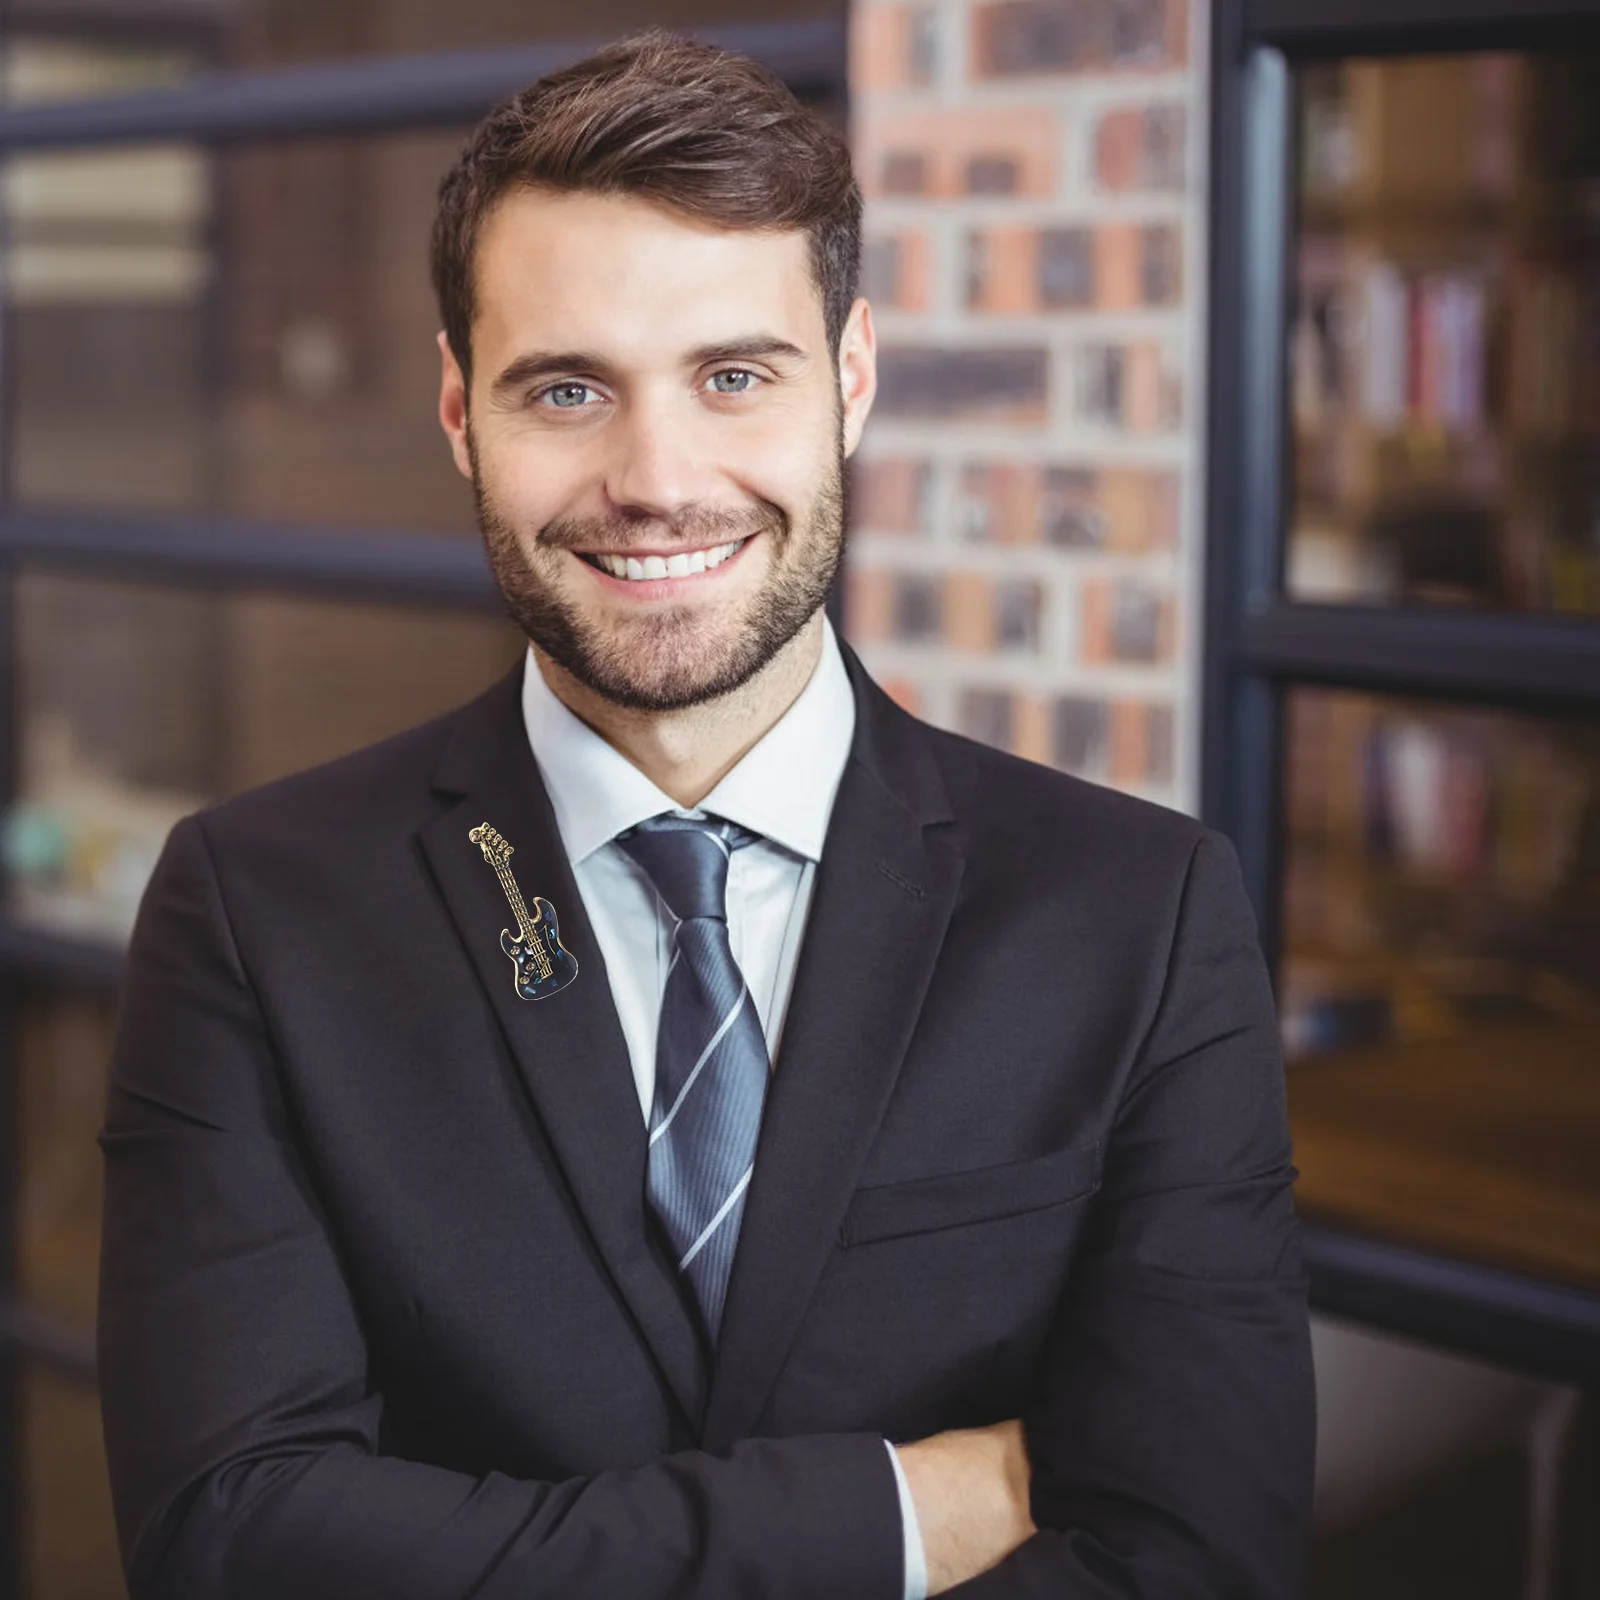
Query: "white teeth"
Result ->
[[591, 538, 745, 581]]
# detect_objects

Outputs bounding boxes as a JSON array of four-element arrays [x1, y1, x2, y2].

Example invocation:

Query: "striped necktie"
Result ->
[[617, 814, 769, 1343]]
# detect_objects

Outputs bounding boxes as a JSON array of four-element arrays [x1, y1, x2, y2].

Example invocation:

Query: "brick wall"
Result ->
[[847, 0, 1205, 810]]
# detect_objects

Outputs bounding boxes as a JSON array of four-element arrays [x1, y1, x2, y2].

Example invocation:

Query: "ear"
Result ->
[[437, 330, 474, 481], [837, 297, 878, 459]]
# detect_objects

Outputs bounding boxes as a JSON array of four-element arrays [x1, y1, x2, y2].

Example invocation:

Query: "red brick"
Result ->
[[1039, 466, 1103, 546], [845, 566, 894, 641], [852, 3, 939, 93], [876, 345, 1050, 424], [1082, 577, 1173, 665], [1109, 700, 1148, 786], [970, 0, 1185, 80], [1124, 340, 1181, 431], [1098, 468, 1181, 551], [1051, 696, 1109, 774], [1095, 104, 1189, 192], [965, 227, 1036, 313], [1037, 227, 1095, 308], [1094, 108, 1144, 191], [879, 675, 924, 715], [892, 571, 945, 640], [857, 107, 1060, 200], [1095, 223, 1144, 310], [1012, 694, 1051, 763], [853, 458, 929, 534], [945, 571, 996, 651], [957, 687, 1014, 748], [1140, 222, 1183, 305]]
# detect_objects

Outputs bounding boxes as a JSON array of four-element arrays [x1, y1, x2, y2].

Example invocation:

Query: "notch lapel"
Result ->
[[703, 657, 965, 1449], [416, 672, 707, 1427]]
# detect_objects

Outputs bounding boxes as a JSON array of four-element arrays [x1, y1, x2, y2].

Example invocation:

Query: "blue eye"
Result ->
[[543, 382, 599, 408], [708, 369, 759, 395]]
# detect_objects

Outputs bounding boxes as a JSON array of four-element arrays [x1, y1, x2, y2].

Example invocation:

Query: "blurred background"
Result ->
[[0, 0, 1593, 1595]]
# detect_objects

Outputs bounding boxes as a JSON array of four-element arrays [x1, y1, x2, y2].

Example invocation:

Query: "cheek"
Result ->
[[725, 416, 837, 514], [480, 437, 590, 527]]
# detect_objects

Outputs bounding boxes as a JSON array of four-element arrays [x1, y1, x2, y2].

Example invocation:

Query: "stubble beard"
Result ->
[[472, 432, 847, 713]]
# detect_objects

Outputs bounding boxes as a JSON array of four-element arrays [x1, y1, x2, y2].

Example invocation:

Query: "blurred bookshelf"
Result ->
[[1207, 0, 1600, 1389], [1287, 50, 1599, 615]]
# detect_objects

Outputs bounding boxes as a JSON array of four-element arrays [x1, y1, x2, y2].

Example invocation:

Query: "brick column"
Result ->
[[846, 0, 1205, 810]]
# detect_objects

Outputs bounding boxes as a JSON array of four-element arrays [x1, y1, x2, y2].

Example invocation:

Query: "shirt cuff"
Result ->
[[884, 1440, 929, 1600]]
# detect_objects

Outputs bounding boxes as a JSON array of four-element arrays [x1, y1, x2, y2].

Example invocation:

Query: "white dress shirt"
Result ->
[[520, 617, 927, 1600]]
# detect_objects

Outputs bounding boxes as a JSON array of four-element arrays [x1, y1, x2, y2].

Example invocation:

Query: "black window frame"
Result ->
[[1205, 0, 1600, 1387]]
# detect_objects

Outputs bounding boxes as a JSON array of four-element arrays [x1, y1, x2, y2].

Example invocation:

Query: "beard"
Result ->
[[472, 434, 847, 713]]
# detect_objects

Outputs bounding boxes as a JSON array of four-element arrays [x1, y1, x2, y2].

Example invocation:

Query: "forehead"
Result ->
[[471, 188, 823, 362]]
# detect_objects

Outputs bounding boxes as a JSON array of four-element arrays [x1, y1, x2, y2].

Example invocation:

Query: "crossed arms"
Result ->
[[98, 816, 1315, 1598]]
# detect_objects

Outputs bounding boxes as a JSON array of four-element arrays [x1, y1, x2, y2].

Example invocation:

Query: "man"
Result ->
[[98, 31, 1315, 1599]]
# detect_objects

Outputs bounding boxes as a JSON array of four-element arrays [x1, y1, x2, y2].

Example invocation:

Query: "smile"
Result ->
[[578, 538, 747, 582]]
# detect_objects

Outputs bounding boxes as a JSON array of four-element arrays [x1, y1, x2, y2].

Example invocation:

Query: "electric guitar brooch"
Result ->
[[468, 822, 579, 1000]]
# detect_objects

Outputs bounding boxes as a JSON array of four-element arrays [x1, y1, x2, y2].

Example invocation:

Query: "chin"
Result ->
[[562, 610, 779, 713]]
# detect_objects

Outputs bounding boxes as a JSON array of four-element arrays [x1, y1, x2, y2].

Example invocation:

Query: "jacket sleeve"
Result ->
[[98, 815, 905, 1600], [953, 828, 1317, 1599]]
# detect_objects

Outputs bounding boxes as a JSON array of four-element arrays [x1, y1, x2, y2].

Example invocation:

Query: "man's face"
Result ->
[[438, 188, 876, 711]]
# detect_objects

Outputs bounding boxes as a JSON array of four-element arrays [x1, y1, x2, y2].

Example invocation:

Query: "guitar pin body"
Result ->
[[469, 823, 579, 1000]]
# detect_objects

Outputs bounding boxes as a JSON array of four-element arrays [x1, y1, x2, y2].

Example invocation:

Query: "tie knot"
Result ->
[[617, 814, 757, 924]]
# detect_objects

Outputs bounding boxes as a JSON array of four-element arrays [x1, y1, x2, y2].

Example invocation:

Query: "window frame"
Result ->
[[1204, 0, 1600, 1384]]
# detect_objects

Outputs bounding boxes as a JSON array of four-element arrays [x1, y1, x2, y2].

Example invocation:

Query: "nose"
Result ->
[[602, 388, 716, 521]]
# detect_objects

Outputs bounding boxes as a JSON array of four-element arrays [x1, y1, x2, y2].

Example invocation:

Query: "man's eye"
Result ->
[[541, 382, 601, 409], [707, 369, 760, 395]]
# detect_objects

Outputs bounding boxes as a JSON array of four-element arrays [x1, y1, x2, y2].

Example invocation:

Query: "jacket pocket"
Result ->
[[839, 1139, 1102, 1248]]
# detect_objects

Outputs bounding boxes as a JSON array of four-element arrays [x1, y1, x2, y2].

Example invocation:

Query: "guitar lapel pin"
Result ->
[[468, 822, 579, 1000]]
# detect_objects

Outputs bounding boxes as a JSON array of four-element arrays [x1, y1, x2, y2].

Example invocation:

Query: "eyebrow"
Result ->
[[488, 336, 809, 399]]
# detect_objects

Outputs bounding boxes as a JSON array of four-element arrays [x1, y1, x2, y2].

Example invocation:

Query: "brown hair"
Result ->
[[431, 29, 861, 386]]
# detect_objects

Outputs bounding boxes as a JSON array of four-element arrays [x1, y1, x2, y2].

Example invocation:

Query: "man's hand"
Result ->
[[895, 1419, 1036, 1595]]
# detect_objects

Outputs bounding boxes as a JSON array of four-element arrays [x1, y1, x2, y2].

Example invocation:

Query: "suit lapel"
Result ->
[[416, 672, 707, 1427], [704, 653, 965, 1449]]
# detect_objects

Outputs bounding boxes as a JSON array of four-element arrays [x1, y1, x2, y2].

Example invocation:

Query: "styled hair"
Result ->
[[431, 29, 861, 385]]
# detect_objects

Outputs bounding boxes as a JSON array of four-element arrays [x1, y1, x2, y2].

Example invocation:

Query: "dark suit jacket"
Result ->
[[98, 645, 1315, 1599]]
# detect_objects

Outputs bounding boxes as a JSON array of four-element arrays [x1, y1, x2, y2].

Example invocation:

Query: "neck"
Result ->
[[534, 613, 827, 808]]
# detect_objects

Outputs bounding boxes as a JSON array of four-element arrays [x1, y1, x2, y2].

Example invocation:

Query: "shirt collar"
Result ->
[[520, 617, 856, 866]]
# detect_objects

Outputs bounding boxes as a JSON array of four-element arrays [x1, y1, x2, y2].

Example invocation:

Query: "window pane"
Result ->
[[228, 0, 843, 71], [5, 571, 524, 943], [5, 1, 844, 93], [5, 130, 482, 533], [13, 985, 121, 1594], [22, 1359, 121, 1600], [1286, 51, 1600, 615], [17, 987, 114, 1330], [1280, 687, 1600, 1287], [2, 33, 200, 107]]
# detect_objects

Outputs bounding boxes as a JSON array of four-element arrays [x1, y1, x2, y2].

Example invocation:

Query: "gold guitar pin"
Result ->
[[469, 823, 579, 1000]]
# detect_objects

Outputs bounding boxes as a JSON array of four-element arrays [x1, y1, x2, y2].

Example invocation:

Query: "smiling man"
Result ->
[[98, 32, 1315, 1600]]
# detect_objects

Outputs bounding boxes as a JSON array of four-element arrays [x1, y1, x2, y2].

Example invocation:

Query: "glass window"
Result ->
[[5, 0, 843, 84], [1285, 50, 1600, 615], [229, 0, 845, 71], [2, 33, 203, 107], [22, 1359, 121, 1600], [13, 980, 121, 1599], [5, 571, 524, 944], [1280, 686, 1600, 1288], [5, 129, 484, 533]]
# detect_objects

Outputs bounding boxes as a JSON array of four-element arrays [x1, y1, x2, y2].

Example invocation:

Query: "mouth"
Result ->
[[575, 537, 749, 584]]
